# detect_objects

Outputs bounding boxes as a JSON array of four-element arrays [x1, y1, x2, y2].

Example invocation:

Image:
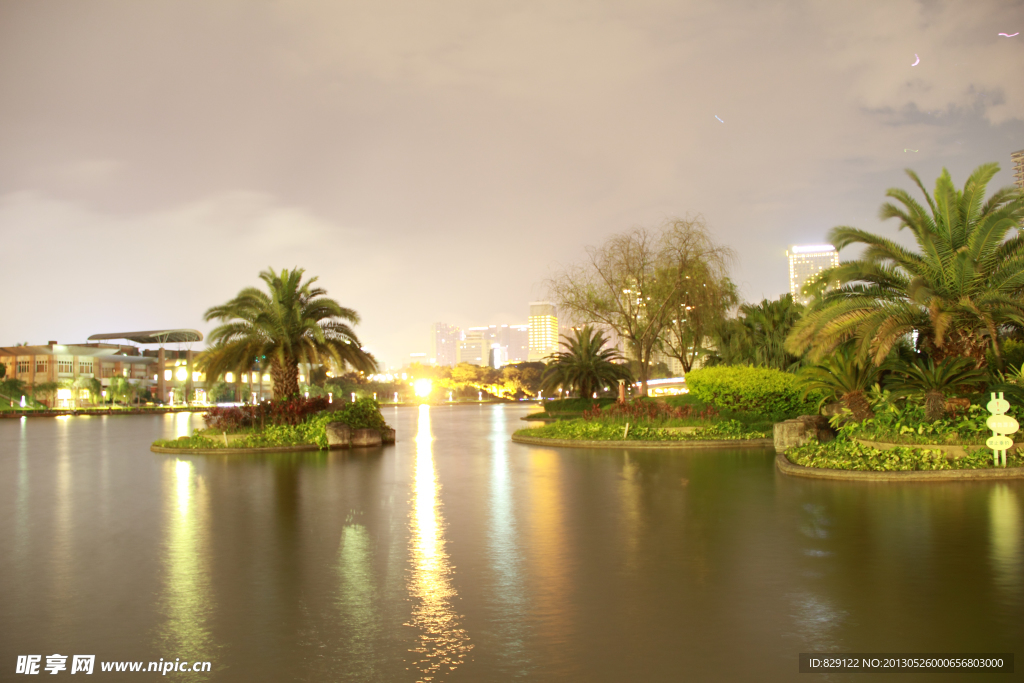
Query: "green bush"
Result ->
[[516, 418, 769, 441], [685, 366, 822, 420], [787, 438, 1023, 471], [543, 397, 616, 414]]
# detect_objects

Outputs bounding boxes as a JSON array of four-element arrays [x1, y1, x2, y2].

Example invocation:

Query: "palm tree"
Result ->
[[707, 295, 806, 370], [541, 326, 632, 399], [887, 356, 988, 421], [199, 267, 377, 399], [797, 346, 880, 421], [787, 163, 1024, 367]]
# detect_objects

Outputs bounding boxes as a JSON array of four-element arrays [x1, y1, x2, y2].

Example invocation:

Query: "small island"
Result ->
[[151, 268, 394, 455]]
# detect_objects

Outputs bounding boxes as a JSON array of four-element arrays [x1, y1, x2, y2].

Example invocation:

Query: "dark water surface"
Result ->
[[1, 405, 1021, 682]]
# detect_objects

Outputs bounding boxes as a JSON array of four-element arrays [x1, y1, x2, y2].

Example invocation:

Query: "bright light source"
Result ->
[[414, 378, 433, 398], [225, 372, 234, 383], [164, 370, 172, 381], [175, 368, 187, 381], [790, 244, 835, 254]]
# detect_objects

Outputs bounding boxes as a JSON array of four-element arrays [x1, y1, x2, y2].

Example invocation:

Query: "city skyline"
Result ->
[[1, 2, 1022, 368]]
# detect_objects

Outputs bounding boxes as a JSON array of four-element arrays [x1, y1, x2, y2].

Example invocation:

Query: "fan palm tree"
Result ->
[[541, 326, 632, 399], [887, 356, 988, 421], [787, 163, 1024, 367], [199, 267, 377, 399], [797, 346, 880, 421]]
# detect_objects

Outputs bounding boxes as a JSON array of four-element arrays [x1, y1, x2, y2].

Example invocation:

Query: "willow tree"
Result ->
[[547, 216, 734, 395], [787, 163, 1024, 367], [199, 267, 377, 399]]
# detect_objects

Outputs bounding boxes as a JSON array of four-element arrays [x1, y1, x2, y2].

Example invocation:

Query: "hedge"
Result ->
[[685, 366, 821, 420]]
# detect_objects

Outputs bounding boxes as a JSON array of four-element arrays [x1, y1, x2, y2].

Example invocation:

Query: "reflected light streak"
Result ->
[[158, 458, 214, 661], [989, 485, 1022, 598], [406, 405, 472, 680]]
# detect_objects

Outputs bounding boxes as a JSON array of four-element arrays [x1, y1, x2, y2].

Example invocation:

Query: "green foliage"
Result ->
[[518, 418, 768, 442], [707, 294, 806, 370], [685, 365, 822, 420], [541, 325, 632, 398], [788, 163, 1024, 366], [788, 437, 1023, 471], [157, 398, 389, 450], [838, 401, 1009, 445], [200, 267, 377, 399], [542, 397, 617, 414]]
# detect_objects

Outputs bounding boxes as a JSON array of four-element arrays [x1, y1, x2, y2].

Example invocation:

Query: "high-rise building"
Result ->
[[787, 244, 839, 305], [1012, 149, 1024, 190], [429, 323, 461, 367], [457, 330, 489, 367], [528, 301, 559, 361], [507, 324, 529, 362]]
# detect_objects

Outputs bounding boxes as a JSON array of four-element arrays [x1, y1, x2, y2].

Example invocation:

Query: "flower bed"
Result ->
[[516, 418, 769, 442]]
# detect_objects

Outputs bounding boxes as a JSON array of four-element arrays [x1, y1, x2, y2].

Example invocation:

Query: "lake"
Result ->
[[1, 404, 1020, 681]]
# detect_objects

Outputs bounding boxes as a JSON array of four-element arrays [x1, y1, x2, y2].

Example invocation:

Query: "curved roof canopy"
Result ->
[[88, 329, 203, 344]]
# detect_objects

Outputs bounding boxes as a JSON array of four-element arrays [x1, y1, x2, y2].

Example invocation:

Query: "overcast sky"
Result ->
[[1, 0, 1022, 367]]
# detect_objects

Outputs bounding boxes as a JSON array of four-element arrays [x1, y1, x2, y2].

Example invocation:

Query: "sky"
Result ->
[[1, 0, 1022, 368]]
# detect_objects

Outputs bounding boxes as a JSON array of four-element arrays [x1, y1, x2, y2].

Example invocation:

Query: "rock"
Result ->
[[351, 428, 382, 448], [380, 428, 396, 444], [325, 422, 352, 449], [774, 415, 834, 453]]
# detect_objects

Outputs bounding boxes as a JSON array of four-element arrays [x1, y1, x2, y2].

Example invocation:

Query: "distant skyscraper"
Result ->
[[507, 324, 529, 362], [528, 301, 559, 361], [787, 245, 839, 305], [457, 329, 489, 367], [1013, 149, 1024, 190], [429, 323, 461, 367]]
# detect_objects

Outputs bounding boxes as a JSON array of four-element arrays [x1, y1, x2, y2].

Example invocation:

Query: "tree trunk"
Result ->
[[271, 359, 300, 399], [842, 390, 874, 422], [924, 389, 945, 421]]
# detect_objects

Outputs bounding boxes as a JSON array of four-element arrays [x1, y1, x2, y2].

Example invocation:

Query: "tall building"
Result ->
[[457, 330, 489, 367], [528, 301, 559, 361], [787, 244, 839, 305], [429, 323, 461, 367], [507, 324, 529, 362], [1013, 149, 1024, 190]]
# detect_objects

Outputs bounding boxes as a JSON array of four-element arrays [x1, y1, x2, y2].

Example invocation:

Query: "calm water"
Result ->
[[1, 405, 1021, 682]]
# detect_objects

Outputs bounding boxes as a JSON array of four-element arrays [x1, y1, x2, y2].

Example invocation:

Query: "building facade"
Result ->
[[787, 244, 840, 305], [456, 330, 490, 367], [429, 322, 461, 367], [528, 301, 559, 361]]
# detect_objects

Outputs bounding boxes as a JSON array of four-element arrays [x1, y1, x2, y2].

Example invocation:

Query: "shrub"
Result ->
[[204, 396, 331, 430], [685, 366, 822, 420], [788, 437, 1023, 471]]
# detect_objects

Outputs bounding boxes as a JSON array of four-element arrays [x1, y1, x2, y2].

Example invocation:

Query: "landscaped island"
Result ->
[[152, 396, 394, 452]]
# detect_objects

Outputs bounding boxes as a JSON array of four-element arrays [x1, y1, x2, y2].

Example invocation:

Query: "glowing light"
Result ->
[[789, 244, 835, 254], [57, 388, 71, 400], [225, 372, 234, 383], [164, 370, 173, 381], [192, 372, 200, 382], [414, 378, 433, 398], [351, 392, 356, 402], [998, 32, 1019, 37], [714, 115, 724, 123], [175, 368, 188, 381], [911, 54, 919, 66]]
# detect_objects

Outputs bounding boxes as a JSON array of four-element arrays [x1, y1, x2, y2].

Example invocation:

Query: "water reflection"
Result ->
[[526, 450, 571, 647], [989, 485, 1022, 599], [336, 519, 382, 679], [405, 405, 472, 680], [157, 458, 215, 661], [487, 407, 528, 674]]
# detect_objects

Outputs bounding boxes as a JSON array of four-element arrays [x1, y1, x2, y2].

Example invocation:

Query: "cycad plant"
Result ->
[[887, 356, 988, 421], [787, 163, 1024, 367], [797, 346, 880, 421], [541, 325, 632, 399], [199, 268, 377, 399]]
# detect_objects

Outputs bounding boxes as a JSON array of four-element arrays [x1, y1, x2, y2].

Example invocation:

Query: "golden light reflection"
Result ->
[[335, 522, 381, 677], [527, 450, 571, 641], [158, 458, 215, 661], [618, 453, 642, 574], [174, 412, 192, 440], [989, 485, 1022, 597], [405, 404, 472, 680]]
